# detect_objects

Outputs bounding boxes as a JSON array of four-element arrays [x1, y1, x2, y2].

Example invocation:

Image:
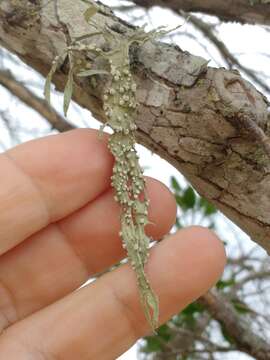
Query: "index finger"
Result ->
[[0, 129, 113, 255]]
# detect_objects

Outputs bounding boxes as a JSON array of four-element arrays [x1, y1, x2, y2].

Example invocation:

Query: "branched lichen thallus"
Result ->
[[43, 0, 180, 330], [103, 41, 159, 331]]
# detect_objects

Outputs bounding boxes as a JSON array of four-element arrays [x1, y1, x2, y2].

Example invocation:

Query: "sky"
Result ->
[[0, 1, 270, 359]]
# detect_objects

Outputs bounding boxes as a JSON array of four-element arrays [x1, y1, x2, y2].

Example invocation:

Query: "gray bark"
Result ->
[[131, 0, 270, 26], [0, 1, 270, 254]]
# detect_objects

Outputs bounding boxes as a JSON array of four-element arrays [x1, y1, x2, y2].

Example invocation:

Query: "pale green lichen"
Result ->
[[44, 0, 181, 331], [103, 41, 159, 331]]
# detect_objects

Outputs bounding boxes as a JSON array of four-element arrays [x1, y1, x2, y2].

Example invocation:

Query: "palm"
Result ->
[[0, 129, 225, 359]]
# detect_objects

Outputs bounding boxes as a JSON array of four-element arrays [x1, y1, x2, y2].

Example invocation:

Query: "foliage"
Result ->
[[170, 176, 217, 230]]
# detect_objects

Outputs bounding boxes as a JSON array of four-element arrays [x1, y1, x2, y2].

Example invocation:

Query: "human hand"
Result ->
[[0, 129, 226, 359]]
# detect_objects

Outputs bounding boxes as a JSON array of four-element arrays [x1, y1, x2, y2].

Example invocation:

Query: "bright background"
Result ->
[[0, 1, 269, 359]]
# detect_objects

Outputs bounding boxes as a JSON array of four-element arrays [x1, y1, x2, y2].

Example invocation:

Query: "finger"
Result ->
[[0, 129, 113, 255], [0, 178, 176, 329], [58, 177, 176, 273], [1, 227, 226, 360]]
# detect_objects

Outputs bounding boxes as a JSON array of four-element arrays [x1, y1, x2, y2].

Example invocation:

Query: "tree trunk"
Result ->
[[131, 0, 270, 26], [0, 0, 270, 253]]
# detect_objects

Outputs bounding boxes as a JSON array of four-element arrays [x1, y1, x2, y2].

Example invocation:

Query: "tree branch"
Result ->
[[199, 289, 270, 360], [0, 69, 74, 132], [150, 287, 270, 359], [0, 0, 270, 254], [130, 0, 270, 26], [179, 11, 270, 94]]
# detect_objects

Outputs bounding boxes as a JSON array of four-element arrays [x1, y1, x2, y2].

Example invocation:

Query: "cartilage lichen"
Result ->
[[104, 41, 159, 331], [44, 0, 180, 331]]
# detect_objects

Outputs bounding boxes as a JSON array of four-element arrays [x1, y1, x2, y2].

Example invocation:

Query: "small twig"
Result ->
[[0, 69, 74, 132]]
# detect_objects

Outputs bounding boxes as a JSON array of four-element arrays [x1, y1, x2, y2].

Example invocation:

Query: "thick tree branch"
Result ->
[[0, 69, 74, 132], [131, 0, 270, 26], [180, 12, 270, 94], [0, 1, 270, 254], [199, 289, 270, 360]]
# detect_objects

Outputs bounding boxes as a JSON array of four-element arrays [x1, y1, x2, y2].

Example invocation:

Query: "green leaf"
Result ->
[[205, 203, 217, 215], [181, 302, 205, 317], [175, 302, 206, 328], [142, 337, 162, 353], [199, 197, 217, 215], [182, 187, 196, 209], [63, 67, 74, 117], [77, 69, 109, 77], [175, 194, 184, 208], [231, 299, 253, 314], [216, 278, 236, 290], [171, 176, 181, 192], [156, 324, 172, 342], [142, 325, 173, 351]]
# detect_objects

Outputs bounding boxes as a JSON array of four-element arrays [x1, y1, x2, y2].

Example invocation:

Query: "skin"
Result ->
[[0, 129, 226, 359]]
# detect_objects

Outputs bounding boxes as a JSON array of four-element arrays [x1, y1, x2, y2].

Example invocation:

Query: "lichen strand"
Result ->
[[44, 0, 175, 330], [103, 42, 159, 331]]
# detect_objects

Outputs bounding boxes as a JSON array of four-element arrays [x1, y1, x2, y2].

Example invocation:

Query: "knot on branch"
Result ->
[[212, 69, 270, 157], [213, 70, 269, 126]]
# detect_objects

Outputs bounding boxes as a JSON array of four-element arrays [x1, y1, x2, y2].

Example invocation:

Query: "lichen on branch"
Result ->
[[104, 50, 159, 330], [43, 0, 181, 331], [103, 36, 159, 331]]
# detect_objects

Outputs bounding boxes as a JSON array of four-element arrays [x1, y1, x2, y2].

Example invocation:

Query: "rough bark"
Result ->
[[131, 0, 270, 26], [0, 1, 270, 254], [181, 13, 270, 94]]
